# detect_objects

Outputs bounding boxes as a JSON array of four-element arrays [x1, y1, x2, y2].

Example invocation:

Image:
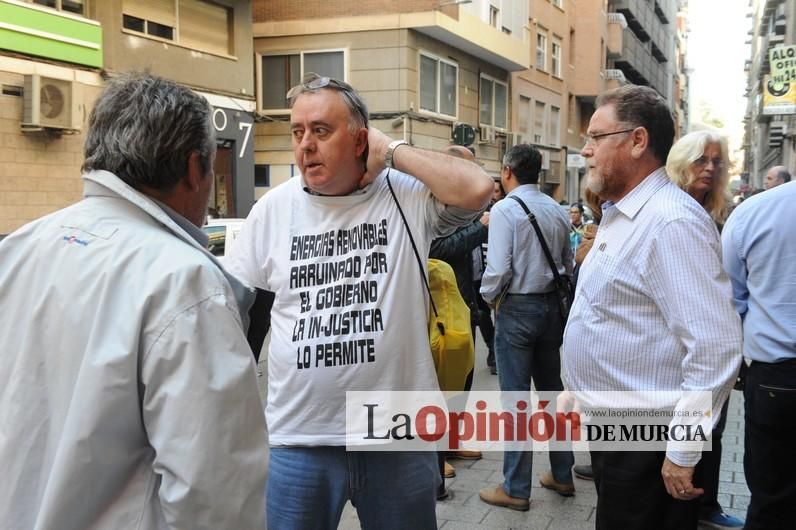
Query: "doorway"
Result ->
[[210, 141, 236, 218]]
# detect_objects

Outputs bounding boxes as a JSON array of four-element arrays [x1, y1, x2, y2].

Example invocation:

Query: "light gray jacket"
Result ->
[[0, 170, 268, 529]]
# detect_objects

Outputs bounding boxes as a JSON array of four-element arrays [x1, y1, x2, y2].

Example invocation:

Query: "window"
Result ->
[[30, 0, 84, 15], [420, 52, 458, 118], [549, 106, 560, 146], [552, 0, 563, 8], [180, 0, 232, 55], [490, 6, 499, 28], [479, 75, 508, 129], [534, 101, 545, 144], [552, 39, 562, 77], [260, 50, 345, 110], [122, 0, 233, 56], [536, 32, 548, 71], [254, 165, 270, 187], [518, 96, 531, 136]]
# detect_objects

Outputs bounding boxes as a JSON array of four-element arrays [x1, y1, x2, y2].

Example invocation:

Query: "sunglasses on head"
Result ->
[[286, 74, 349, 100]]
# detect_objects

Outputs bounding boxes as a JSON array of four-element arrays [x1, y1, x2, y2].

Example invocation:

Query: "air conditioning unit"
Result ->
[[22, 75, 82, 132], [479, 125, 496, 144]]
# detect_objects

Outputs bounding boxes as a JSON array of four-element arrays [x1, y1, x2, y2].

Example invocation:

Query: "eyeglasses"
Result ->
[[692, 156, 724, 169], [583, 128, 636, 147]]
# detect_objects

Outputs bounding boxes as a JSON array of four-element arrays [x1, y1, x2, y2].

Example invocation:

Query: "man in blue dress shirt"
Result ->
[[478, 143, 575, 512], [722, 180, 796, 530]]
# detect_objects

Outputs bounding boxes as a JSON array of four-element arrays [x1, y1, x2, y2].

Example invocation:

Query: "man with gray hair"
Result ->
[[227, 73, 493, 528], [764, 165, 791, 189], [0, 73, 268, 529], [563, 84, 741, 529]]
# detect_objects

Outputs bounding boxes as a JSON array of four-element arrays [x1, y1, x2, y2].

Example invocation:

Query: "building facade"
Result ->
[[511, 0, 568, 199], [744, 0, 796, 189], [0, 0, 102, 235], [673, 6, 690, 138], [1, 0, 689, 235], [560, 0, 682, 204], [0, 0, 256, 235], [252, 0, 530, 192]]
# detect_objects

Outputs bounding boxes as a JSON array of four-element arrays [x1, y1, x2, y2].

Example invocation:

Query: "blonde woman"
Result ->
[[666, 130, 732, 228], [666, 130, 744, 529]]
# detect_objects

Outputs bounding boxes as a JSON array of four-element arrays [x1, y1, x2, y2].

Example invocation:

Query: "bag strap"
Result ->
[[508, 195, 564, 283], [385, 170, 439, 318]]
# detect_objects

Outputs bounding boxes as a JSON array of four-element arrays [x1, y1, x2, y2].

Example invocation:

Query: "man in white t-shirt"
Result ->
[[226, 73, 493, 529]]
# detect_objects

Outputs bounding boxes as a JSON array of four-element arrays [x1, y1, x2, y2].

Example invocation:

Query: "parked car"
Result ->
[[202, 218, 245, 258]]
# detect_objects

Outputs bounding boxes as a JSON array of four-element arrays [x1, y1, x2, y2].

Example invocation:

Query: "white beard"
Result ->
[[586, 170, 604, 196]]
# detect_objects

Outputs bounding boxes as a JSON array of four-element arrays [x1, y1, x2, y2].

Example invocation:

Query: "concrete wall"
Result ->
[[255, 0, 454, 22], [95, 0, 254, 98], [0, 58, 103, 234], [253, 27, 512, 190]]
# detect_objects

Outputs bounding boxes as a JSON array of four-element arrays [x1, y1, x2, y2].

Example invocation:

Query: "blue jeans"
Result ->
[[267, 447, 440, 530], [495, 293, 574, 499]]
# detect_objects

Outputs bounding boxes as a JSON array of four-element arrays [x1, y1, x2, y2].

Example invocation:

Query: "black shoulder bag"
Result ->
[[509, 195, 574, 321]]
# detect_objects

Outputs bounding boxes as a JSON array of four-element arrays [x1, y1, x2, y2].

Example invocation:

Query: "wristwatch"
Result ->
[[384, 140, 409, 169]]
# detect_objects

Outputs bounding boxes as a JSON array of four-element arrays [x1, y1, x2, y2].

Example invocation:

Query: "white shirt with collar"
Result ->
[[562, 168, 742, 466]]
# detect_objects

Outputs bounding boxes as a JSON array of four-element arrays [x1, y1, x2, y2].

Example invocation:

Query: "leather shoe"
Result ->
[[573, 464, 593, 480], [444, 460, 456, 479], [479, 484, 530, 511], [450, 450, 482, 460], [539, 471, 575, 497]]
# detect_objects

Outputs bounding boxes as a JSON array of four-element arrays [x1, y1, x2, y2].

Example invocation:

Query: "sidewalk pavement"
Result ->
[[258, 335, 749, 530]]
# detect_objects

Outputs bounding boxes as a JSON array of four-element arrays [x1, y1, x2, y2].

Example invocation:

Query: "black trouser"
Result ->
[[743, 360, 796, 530], [590, 451, 701, 530], [471, 279, 495, 365], [697, 398, 729, 517]]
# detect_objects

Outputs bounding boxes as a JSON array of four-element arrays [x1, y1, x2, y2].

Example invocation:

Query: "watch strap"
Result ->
[[385, 139, 409, 169]]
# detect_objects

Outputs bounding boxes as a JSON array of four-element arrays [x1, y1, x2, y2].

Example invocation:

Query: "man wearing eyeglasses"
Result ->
[[561, 85, 741, 529], [226, 73, 493, 529]]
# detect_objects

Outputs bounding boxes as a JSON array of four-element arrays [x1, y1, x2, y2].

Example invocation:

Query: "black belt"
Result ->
[[751, 358, 796, 366]]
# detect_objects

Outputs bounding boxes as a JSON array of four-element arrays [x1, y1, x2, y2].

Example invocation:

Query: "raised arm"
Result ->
[[362, 128, 493, 211]]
